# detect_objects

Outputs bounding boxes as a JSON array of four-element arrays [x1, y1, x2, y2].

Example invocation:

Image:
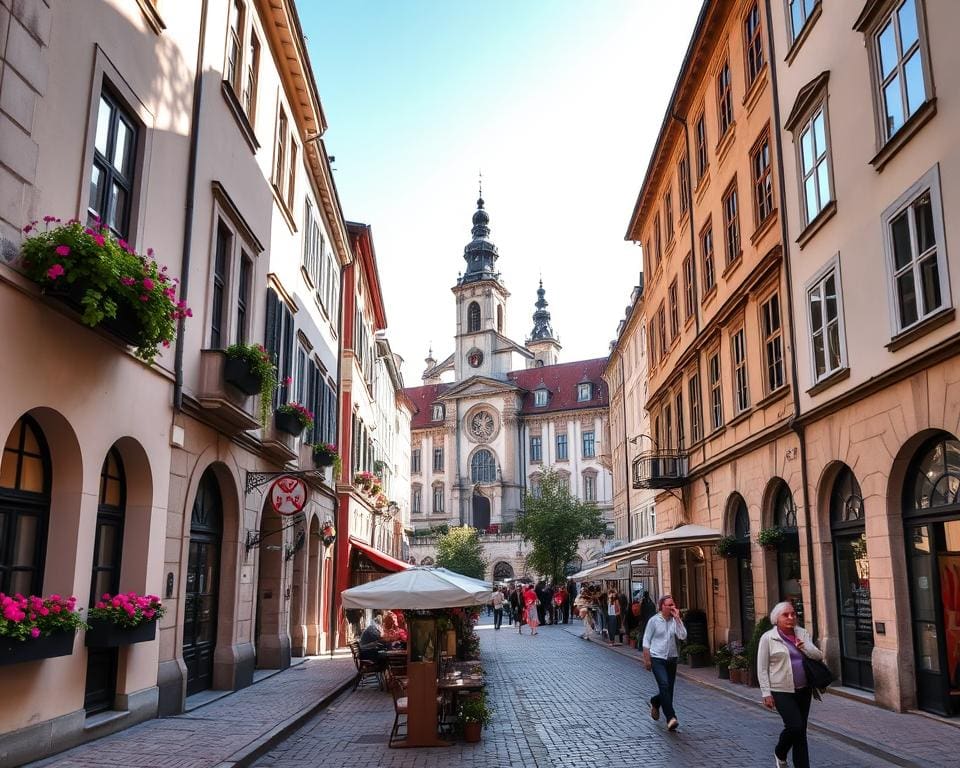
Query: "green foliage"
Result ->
[[747, 616, 774, 670], [435, 526, 488, 579], [225, 342, 277, 428], [756, 526, 786, 549], [518, 468, 605, 584], [715, 535, 738, 558], [458, 693, 493, 726], [683, 643, 709, 656]]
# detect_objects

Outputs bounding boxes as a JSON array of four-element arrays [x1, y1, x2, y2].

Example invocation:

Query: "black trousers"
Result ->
[[772, 687, 813, 768], [493, 607, 503, 629]]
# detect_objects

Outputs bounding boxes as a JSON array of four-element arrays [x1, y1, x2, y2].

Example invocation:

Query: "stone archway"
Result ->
[[305, 516, 321, 655], [255, 499, 290, 670], [493, 561, 514, 582]]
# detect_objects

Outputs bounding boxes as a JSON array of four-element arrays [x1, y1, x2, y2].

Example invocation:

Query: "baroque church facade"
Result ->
[[404, 197, 614, 576]]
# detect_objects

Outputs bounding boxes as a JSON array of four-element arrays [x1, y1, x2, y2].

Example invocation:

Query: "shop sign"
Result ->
[[268, 475, 308, 516], [632, 565, 657, 578]]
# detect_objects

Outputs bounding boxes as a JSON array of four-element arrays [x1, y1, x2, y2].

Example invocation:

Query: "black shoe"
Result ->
[[650, 703, 660, 721]]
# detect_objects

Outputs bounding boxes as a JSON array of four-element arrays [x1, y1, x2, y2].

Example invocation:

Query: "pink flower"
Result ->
[[92, 233, 105, 247], [30, 627, 40, 639], [147, 248, 154, 257], [162, 340, 170, 348], [22, 223, 34, 234], [142, 277, 154, 291], [47, 264, 65, 280], [139, 294, 150, 302], [55, 245, 71, 257], [43, 215, 58, 223], [51, 604, 61, 614]]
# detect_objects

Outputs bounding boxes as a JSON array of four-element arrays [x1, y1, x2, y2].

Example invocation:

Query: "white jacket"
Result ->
[[756, 626, 823, 697]]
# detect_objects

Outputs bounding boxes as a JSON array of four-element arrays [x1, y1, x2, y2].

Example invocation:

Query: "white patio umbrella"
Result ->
[[341, 566, 494, 610]]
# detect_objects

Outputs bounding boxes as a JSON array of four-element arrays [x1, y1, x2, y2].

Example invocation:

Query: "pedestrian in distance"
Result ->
[[491, 588, 505, 630], [511, 586, 525, 634], [523, 584, 540, 635], [642, 594, 687, 732], [605, 586, 621, 645], [758, 601, 824, 768]]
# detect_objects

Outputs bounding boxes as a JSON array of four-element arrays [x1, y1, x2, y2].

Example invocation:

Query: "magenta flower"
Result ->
[[142, 277, 154, 291], [47, 264, 65, 280], [147, 248, 154, 257], [55, 245, 71, 257], [140, 294, 150, 302], [30, 627, 40, 639]]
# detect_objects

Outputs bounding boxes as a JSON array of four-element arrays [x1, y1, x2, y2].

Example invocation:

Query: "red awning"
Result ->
[[349, 537, 410, 572]]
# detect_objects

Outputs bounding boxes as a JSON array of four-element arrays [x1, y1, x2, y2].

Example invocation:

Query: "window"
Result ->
[[236, 254, 251, 344], [788, 0, 818, 43], [701, 221, 716, 294], [497, 305, 504, 332], [582, 431, 595, 459], [648, 319, 658, 366], [243, 33, 260, 121], [433, 446, 444, 472], [432, 484, 444, 514], [799, 107, 831, 224], [884, 168, 948, 333], [709, 351, 724, 430], [664, 192, 674, 242], [577, 383, 592, 402], [529, 475, 542, 498], [411, 449, 421, 474], [265, 288, 294, 408], [226, 0, 245, 94], [678, 156, 690, 216], [274, 108, 287, 190], [683, 253, 695, 320], [695, 111, 708, 180], [287, 142, 297, 210], [731, 326, 749, 413], [873, 0, 928, 141], [90, 449, 125, 607], [669, 280, 680, 339], [745, 3, 764, 88], [761, 293, 785, 392], [654, 213, 662, 268], [211, 220, 231, 348], [432, 404, 444, 421], [534, 389, 548, 407], [689, 374, 703, 443], [807, 265, 845, 382], [583, 474, 597, 502], [752, 133, 774, 225], [664, 403, 673, 449], [675, 390, 685, 450], [530, 435, 542, 462], [717, 59, 733, 136], [723, 180, 740, 266], [88, 90, 139, 238], [471, 449, 496, 483], [467, 301, 481, 332], [556, 434, 568, 461], [302, 199, 321, 287], [657, 304, 667, 358], [295, 347, 307, 406], [411, 485, 421, 514]]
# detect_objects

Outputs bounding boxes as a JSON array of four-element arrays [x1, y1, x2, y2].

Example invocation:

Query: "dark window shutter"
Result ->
[[278, 304, 294, 407], [264, 288, 280, 363]]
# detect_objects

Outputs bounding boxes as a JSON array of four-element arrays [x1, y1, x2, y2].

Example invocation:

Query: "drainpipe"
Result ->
[[764, 0, 818, 640], [173, 0, 209, 413], [620, 356, 633, 542], [328, 256, 347, 654]]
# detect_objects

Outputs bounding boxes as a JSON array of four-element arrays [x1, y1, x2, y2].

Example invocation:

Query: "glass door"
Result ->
[[907, 524, 948, 714], [834, 532, 874, 690]]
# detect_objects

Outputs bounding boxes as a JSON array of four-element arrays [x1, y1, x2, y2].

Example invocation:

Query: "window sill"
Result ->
[[886, 307, 955, 352], [683, 314, 696, 331], [756, 385, 790, 409], [135, 0, 166, 34], [742, 65, 769, 117], [727, 409, 751, 429], [806, 366, 850, 396], [701, 285, 717, 308], [221, 80, 259, 153], [664, 238, 676, 260], [715, 123, 737, 167], [694, 170, 712, 205], [750, 210, 778, 247], [272, 184, 298, 234], [555, 458, 569, 463], [784, 3, 822, 66], [707, 425, 727, 441], [870, 98, 937, 172], [722, 252, 743, 280], [796, 200, 837, 250]]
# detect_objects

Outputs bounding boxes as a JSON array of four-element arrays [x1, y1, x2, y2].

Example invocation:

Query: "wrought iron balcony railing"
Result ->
[[632, 450, 689, 490]]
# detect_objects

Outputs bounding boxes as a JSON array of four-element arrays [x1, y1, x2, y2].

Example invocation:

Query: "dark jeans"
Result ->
[[605, 614, 619, 642], [650, 657, 679, 721], [493, 607, 503, 629], [772, 687, 812, 768]]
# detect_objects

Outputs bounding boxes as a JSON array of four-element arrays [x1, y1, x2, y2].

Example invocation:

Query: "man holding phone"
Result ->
[[642, 595, 687, 732]]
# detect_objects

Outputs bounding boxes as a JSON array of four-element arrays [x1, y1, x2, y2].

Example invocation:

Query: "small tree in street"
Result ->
[[435, 525, 488, 580], [517, 467, 606, 584]]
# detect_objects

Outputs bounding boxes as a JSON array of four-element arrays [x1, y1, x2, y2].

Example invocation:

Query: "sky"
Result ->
[[300, 1, 702, 382]]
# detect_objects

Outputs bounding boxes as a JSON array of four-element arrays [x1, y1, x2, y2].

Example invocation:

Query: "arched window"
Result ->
[[90, 448, 126, 602], [0, 416, 51, 595], [471, 449, 496, 483], [771, 480, 804, 625], [467, 301, 481, 332], [907, 437, 960, 512], [774, 482, 798, 528], [731, 494, 754, 641], [493, 561, 514, 581], [421, 556, 434, 566]]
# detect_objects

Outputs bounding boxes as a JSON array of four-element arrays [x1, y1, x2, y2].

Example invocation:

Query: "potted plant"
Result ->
[[728, 654, 747, 683], [683, 642, 710, 668], [311, 442, 337, 467], [224, 342, 278, 426], [745, 616, 773, 687], [715, 535, 738, 558], [19, 218, 191, 362], [714, 643, 733, 679], [275, 402, 314, 436], [354, 471, 375, 492], [85, 592, 165, 647], [756, 526, 786, 550], [458, 692, 492, 742], [0, 593, 85, 665]]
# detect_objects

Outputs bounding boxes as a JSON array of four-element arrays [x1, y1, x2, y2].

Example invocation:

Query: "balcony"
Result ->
[[632, 450, 688, 490], [195, 350, 261, 434]]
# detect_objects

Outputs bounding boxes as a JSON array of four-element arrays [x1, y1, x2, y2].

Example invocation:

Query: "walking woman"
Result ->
[[641, 595, 687, 731], [523, 584, 540, 635], [605, 586, 621, 645], [758, 601, 823, 768]]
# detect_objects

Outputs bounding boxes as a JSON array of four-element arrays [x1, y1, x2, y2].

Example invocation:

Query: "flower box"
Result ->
[[223, 355, 263, 396], [0, 632, 75, 666], [276, 409, 305, 436], [313, 451, 334, 467], [85, 617, 157, 648]]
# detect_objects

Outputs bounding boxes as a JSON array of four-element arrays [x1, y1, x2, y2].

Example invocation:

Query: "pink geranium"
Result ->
[[55, 245, 71, 257], [87, 592, 165, 629], [47, 264, 65, 280], [0, 592, 85, 642]]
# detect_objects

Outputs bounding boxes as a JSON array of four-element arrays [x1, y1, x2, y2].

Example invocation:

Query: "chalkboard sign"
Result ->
[[684, 609, 709, 648]]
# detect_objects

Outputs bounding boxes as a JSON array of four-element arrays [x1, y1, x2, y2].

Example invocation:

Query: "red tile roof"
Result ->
[[404, 357, 608, 428]]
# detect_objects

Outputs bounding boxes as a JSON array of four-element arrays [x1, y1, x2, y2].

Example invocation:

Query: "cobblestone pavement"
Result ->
[[253, 616, 931, 768]]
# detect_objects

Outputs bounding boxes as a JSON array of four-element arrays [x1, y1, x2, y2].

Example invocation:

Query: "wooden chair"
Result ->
[[348, 640, 383, 690], [387, 677, 408, 746]]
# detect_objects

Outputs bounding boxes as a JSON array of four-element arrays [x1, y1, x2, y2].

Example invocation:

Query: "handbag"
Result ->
[[801, 655, 835, 692]]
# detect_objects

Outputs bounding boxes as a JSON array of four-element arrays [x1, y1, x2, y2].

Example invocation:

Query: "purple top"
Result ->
[[778, 629, 807, 689]]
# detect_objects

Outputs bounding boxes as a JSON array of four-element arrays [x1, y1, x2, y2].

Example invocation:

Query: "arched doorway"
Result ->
[[732, 495, 755, 643], [773, 481, 804, 626], [493, 561, 514, 582], [306, 517, 321, 655], [255, 501, 288, 669], [830, 465, 874, 691], [472, 488, 491, 531], [903, 436, 960, 716], [184, 469, 223, 696], [85, 448, 126, 714]]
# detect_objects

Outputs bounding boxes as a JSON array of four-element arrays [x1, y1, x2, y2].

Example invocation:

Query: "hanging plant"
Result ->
[[225, 342, 278, 428], [715, 535, 738, 558], [756, 526, 786, 550]]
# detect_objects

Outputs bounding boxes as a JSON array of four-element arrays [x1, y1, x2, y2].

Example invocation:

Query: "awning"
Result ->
[[349, 537, 410, 572], [606, 524, 722, 561], [570, 560, 622, 581]]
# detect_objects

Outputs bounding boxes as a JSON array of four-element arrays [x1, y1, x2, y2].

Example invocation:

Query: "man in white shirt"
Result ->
[[641, 594, 687, 731], [491, 589, 505, 630]]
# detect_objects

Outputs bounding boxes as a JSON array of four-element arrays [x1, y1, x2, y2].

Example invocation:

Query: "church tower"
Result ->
[[525, 280, 561, 368], [452, 196, 512, 380]]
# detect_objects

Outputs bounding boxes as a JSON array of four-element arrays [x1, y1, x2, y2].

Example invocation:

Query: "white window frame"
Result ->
[[432, 404, 445, 421], [881, 164, 950, 336], [411, 485, 422, 514], [577, 383, 592, 402], [798, 104, 832, 225], [805, 253, 848, 384], [534, 389, 548, 407], [872, 0, 930, 143], [709, 350, 724, 430], [432, 484, 444, 514], [583, 473, 597, 503], [731, 326, 749, 414]]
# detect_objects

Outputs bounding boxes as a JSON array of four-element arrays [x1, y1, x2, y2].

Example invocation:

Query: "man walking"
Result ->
[[642, 595, 687, 732], [492, 588, 504, 630]]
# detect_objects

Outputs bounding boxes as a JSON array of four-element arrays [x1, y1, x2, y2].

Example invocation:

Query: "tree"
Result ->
[[435, 525, 488, 579], [517, 467, 606, 584]]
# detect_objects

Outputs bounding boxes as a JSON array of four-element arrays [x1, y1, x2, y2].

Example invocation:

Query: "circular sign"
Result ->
[[268, 475, 308, 516], [467, 349, 484, 368]]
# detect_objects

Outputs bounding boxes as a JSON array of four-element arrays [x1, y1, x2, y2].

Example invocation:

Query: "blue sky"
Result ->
[[300, 1, 702, 378]]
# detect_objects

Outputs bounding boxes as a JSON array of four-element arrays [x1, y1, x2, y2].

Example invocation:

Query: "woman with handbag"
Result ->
[[757, 601, 824, 768]]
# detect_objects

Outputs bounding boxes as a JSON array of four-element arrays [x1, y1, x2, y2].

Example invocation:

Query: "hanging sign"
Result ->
[[268, 475, 308, 516]]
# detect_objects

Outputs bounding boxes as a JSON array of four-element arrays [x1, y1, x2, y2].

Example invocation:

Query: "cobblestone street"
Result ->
[[254, 616, 953, 768]]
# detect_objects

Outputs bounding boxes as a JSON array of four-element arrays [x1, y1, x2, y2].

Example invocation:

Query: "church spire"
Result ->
[[529, 280, 556, 341], [460, 194, 500, 285]]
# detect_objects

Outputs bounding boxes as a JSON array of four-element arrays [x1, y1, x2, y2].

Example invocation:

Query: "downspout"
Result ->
[[456, 398, 463, 526], [620, 356, 633, 542], [764, 0, 818, 640], [173, 0, 208, 413], [328, 257, 347, 655]]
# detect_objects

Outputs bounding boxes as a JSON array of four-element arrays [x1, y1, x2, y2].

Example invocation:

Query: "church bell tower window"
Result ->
[[468, 301, 481, 332]]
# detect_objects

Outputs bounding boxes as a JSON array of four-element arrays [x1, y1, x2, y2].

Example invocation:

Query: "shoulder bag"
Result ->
[[801, 655, 835, 693]]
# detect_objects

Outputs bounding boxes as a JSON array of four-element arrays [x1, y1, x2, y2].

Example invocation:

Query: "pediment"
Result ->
[[436, 375, 523, 401]]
